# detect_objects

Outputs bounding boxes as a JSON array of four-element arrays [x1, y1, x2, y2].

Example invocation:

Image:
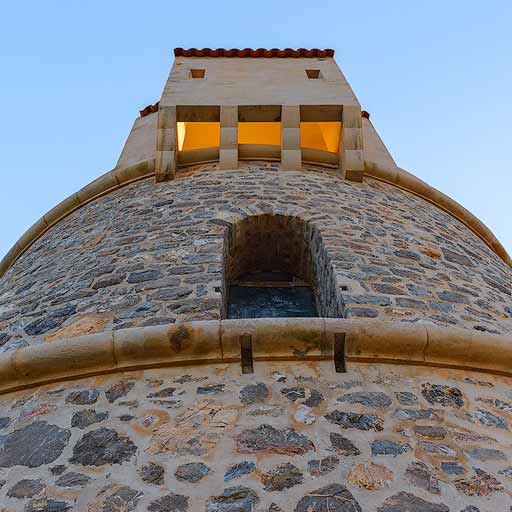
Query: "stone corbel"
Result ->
[[155, 106, 177, 182], [341, 105, 364, 182]]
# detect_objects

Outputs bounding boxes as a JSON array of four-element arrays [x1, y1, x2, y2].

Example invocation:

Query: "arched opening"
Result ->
[[223, 214, 343, 319]]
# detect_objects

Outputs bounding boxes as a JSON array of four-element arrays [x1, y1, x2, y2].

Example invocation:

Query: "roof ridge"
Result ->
[[174, 48, 335, 58]]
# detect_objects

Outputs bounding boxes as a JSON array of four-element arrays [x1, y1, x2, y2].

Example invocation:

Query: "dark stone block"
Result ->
[[149, 493, 189, 512], [281, 386, 324, 407], [24, 305, 77, 335], [105, 381, 135, 403], [330, 433, 360, 456], [240, 383, 269, 405], [71, 410, 108, 429], [377, 492, 448, 512], [224, 461, 256, 482], [325, 410, 383, 431], [307, 456, 339, 476], [55, 472, 91, 488], [261, 463, 303, 491], [175, 462, 211, 483], [421, 383, 464, 408], [371, 440, 410, 457], [338, 391, 392, 408], [207, 487, 259, 512], [295, 483, 362, 512], [7, 479, 45, 498], [65, 389, 100, 405], [140, 462, 165, 485]]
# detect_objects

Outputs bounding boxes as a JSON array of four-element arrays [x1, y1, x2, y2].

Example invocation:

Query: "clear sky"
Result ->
[[1, 1, 511, 259]]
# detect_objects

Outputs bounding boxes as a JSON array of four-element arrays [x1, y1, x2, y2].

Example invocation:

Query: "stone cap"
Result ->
[[173, 48, 335, 58]]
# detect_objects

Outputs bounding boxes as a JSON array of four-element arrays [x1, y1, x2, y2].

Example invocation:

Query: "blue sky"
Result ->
[[1, 1, 511, 258]]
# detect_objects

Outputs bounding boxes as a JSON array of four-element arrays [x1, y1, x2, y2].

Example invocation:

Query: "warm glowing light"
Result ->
[[300, 122, 341, 153], [238, 122, 281, 146], [177, 122, 220, 152]]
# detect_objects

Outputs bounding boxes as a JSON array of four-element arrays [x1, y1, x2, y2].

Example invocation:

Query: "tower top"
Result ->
[[173, 47, 335, 58]]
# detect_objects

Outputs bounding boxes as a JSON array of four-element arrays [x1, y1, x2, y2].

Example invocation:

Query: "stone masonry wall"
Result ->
[[0, 362, 511, 510], [0, 162, 511, 352]]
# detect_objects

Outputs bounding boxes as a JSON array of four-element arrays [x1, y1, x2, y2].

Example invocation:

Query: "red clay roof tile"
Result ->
[[174, 48, 335, 58]]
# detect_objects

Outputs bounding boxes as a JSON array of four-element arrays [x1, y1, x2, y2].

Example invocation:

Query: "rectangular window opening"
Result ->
[[306, 69, 321, 79], [300, 121, 341, 153], [190, 68, 206, 79]]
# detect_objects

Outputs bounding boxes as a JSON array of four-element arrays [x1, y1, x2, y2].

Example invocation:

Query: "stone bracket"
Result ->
[[220, 106, 238, 170], [341, 105, 364, 182], [281, 105, 301, 171], [155, 106, 177, 182]]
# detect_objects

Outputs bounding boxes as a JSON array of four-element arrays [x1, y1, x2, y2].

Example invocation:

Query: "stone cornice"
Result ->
[[0, 158, 510, 278], [1, 318, 511, 396]]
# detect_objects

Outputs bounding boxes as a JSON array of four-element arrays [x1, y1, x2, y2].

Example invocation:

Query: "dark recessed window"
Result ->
[[190, 69, 206, 79], [305, 69, 321, 79]]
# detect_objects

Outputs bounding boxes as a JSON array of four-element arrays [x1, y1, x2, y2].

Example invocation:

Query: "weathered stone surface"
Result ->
[[71, 409, 109, 429], [421, 383, 464, 408], [66, 389, 100, 405], [127, 269, 162, 284], [295, 483, 362, 512], [140, 462, 165, 485], [247, 405, 284, 417], [455, 468, 503, 496], [70, 428, 137, 466], [414, 425, 447, 439], [7, 479, 45, 498], [236, 424, 314, 455], [330, 432, 360, 456], [175, 462, 211, 483], [105, 381, 135, 403], [224, 461, 256, 482], [0, 421, 70, 468], [281, 386, 324, 407], [89, 484, 142, 512], [55, 471, 91, 488], [308, 456, 339, 477], [148, 493, 189, 512], [405, 461, 440, 494], [50, 465, 67, 476], [240, 383, 269, 405], [0, 416, 11, 429], [441, 461, 465, 475], [261, 463, 303, 491], [25, 498, 72, 512], [371, 440, 411, 457], [24, 305, 77, 336], [395, 392, 418, 406], [418, 441, 456, 457], [442, 248, 473, 267], [377, 492, 449, 512], [207, 486, 259, 512], [348, 462, 394, 490], [325, 410, 384, 431], [338, 391, 392, 408], [392, 408, 443, 421], [197, 384, 225, 395], [475, 409, 509, 429], [466, 447, 506, 461], [148, 387, 177, 399]]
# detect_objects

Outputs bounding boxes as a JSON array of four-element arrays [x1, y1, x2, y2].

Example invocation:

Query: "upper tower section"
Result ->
[[155, 48, 366, 182]]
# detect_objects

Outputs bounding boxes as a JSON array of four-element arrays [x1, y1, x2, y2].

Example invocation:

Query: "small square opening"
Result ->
[[305, 69, 321, 79], [190, 68, 206, 79]]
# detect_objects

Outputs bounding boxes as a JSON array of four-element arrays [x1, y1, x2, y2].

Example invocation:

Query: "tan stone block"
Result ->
[[344, 149, 365, 171], [343, 105, 362, 128], [155, 150, 176, 181], [220, 106, 238, 127], [156, 128, 176, 152], [343, 127, 363, 150], [114, 158, 155, 183], [219, 149, 238, 170], [281, 149, 302, 170], [76, 172, 119, 204], [17, 217, 48, 251], [157, 106, 176, 129], [43, 194, 81, 226], [345, 169, 364, 183], [220, 127, 238, 149], [0, 353, 21, 393], [281, 127, 300, 150], [281, 105, 300, 127]]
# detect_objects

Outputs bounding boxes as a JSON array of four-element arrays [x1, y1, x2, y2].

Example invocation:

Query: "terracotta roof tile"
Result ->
[[174, 48, 335, 58], [140, 102, 159, 118]]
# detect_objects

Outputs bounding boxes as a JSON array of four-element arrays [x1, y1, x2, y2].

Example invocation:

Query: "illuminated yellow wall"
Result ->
[[177, 122, 220, 151], [300, 122, 341, 153], [238, 122, 281, 146]]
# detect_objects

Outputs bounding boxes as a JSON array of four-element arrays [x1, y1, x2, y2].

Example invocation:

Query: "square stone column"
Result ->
[[341, 105, 364, 182], [155, 105, 177, 182], [220, 106, 238, 170], [281, 105, 301, 171]]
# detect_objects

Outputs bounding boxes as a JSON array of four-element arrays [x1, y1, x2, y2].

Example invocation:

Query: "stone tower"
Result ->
[[0, 48, 511, 511]]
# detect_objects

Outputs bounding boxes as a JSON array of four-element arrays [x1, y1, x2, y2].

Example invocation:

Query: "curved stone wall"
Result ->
[[0, 162, 511, 353], [0, 362, 511, 510]]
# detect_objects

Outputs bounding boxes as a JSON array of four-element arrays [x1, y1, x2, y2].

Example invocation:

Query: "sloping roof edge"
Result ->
[[174, 48, 335, 58]]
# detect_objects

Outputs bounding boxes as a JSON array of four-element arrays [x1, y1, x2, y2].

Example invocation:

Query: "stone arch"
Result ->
[[223, 213, 344, 318]]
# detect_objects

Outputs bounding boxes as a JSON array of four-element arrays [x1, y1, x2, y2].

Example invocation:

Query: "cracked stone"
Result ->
[[71, 409, 109, 429], [295, 483, 362, 512], [55, 472, 91, 488], [66, 389, 100, 405], [175, 462, 211, 483], [0, 421, 70, 468], [308, 456, 339, 477], [240, 383, 269, 405], [7, 479, 45, 498], [70, 428, 137, 466], [338, 391, 392, 408], [348, 462, 394, 490], [207, 486, 259, 512], [371, 440, 411, 457], [261, 463, 303, 491], [224, 461, 256, 482], [325, 410, 383, 431], [405, 461, 440, 494], [148, 493, 189, 512], [330, 433, 360, 456], [236, 424, 314, 455], [140, 462, 165, 485], [421, 383, 464, 408], [281, 386, 324, 407], [105, 381, 135, 403], [377, 492, 449, 512]]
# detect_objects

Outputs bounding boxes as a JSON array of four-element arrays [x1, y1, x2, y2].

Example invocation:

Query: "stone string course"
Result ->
[[0, 162, 511, 353], [0, 362, 511, 510]]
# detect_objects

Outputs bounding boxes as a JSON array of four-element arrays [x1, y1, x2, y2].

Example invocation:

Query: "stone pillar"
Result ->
[[220, 106, 238, 170], [155, 105, 177, 182], [341, 105, 364, 182], [281, 105, 302, 171]]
